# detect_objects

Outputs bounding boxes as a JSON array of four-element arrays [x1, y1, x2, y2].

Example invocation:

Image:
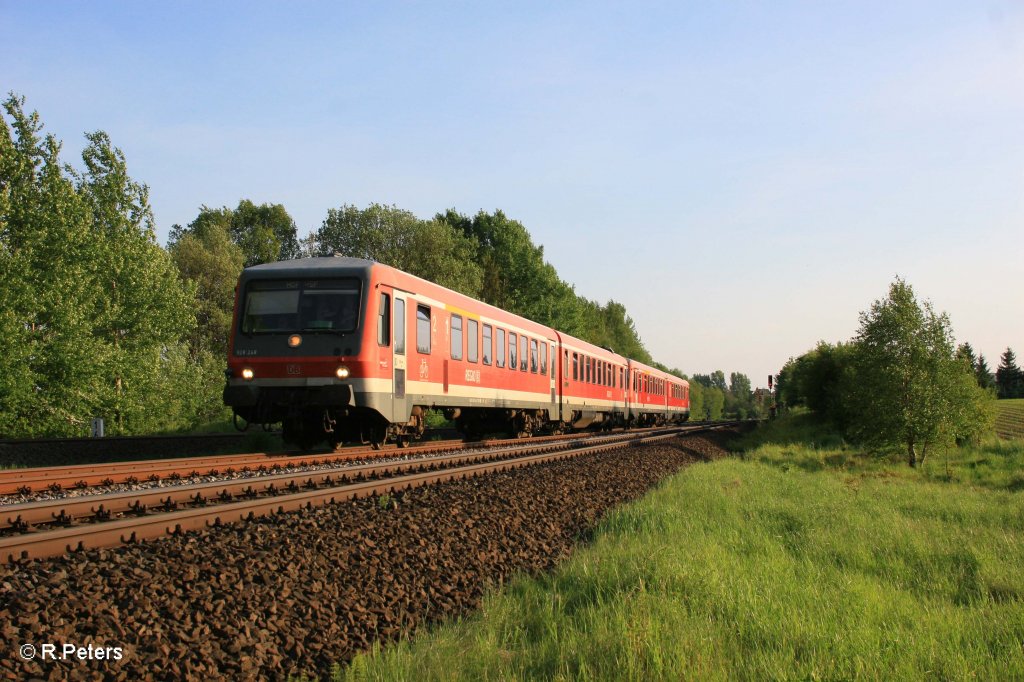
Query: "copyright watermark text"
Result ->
[[19, 642, 123, 662]]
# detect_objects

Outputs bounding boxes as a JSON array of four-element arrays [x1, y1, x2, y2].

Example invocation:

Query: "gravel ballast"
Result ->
[[1, 431, 734, 681]]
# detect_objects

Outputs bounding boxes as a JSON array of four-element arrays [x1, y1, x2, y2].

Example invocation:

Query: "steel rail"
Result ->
[[0, 426, 682, 495], [0, 428, 689, 531], [0, 427, 707, 563]]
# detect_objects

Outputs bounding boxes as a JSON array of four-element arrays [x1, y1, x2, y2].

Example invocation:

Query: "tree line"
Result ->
[[776, 279, 1011, 467], [1, 95, 757, 437]]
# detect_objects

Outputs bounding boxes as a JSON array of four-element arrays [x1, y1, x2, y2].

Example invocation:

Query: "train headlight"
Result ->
[[241, 368, 255, 381], [335, 365, 350, 379], [288, 334, 302, 348]]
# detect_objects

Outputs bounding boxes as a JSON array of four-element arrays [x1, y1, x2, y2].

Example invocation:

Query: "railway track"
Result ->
[[0, 425, 726, 563]]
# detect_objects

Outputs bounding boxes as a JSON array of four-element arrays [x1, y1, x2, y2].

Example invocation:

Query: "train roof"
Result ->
[[239, 256, 377, 279]]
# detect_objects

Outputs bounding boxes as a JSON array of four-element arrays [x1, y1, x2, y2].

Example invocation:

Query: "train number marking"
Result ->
[[419, 359, 430, 380], [287, 364, 302, 375], [465, 369, 481, 384]]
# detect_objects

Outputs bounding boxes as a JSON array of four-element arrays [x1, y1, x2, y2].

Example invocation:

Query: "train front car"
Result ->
[[223, 257, 405, 449]]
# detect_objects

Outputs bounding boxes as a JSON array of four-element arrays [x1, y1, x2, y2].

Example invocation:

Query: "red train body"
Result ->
[[224, 257, 689, 448]]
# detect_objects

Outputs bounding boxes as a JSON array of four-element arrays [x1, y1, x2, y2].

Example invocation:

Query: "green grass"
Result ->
[[996, 399, 1024, 440], [736, 412, 1024, 493], [326, 417, 1024, 681]]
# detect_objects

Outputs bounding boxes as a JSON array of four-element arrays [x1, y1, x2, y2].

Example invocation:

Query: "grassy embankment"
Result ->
[[328, 414, 1024, 681]]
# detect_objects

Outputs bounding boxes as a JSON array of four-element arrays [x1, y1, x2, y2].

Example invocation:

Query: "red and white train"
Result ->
[[224, 257, 689, 448]]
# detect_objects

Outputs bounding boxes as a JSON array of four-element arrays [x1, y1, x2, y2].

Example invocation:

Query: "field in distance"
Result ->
[[996, 398, 1024, 441], [325, 414, 1024, 681]]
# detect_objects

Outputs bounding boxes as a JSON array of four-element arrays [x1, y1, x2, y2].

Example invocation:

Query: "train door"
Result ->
[[392, 294, 408, 422], [625, 361, 633, 422], [548, 339, 556, 407]]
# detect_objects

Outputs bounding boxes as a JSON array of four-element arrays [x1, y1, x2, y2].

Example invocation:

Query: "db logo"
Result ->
[[286, 364, 303, 375]]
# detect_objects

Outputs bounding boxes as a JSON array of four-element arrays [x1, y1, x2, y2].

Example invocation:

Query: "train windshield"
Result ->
[[241, 278, 362, 334]]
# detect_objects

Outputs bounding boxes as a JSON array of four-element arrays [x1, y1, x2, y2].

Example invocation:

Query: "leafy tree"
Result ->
[[0, 94, 198, 436], [308, 204, 483, 297], [688, 379, 704, 420], [168, 214, 245, 358], [231, 199, 300, 266], [690, 374, 713, 388], [709, 370, 727, 392], [173, 200, 299, 268], [727, 372, 753, 417], [996, 348, 1024, 399], [704, 386, 725, 421], [956, 343, 977, 369], [777, 342, 855, 427], [436, 208, 589, 337], [847, 278, 992, 467]]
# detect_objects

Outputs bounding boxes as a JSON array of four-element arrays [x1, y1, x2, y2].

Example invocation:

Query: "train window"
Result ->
[[451, 314, 463, 360], [243, 278, 361, 334], [586, 357, 592, 384], [509, 332, 517, 369], [377, 293, 390, 346], [482, 324, 492, 365], [521, 336, 528, 372], [395, 298, 405, 354], [530, 339, 538, 373], [551, 345, 556, 379], [540, 342, 547, 375], [496, 328, 505, 368], [572, 353, 578, 380], [467, 319, 478, 363], [416, 306, 431, 353]]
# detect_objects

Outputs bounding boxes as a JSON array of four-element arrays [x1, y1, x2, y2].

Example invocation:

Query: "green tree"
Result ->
[[996, 348, 1023, 399], [687, 379, 704, 421], [230, 199, 300, 266], [709, 370, 727, 392], [0, 94, 198, 437], [848, 278, 992, 467], [704, 386, 725, 421], [727, 372, 753, 417], [168, 214, 245, 358], [308, 204, 483, 297], [976, 354, 995, 391], [776, 342, 855, 427], [956, 342, 976, 366], [436, 208, 586, 336], [174, 200, 300, 268]]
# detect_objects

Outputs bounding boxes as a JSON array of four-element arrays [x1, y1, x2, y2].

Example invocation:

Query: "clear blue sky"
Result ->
[[3, 1, 1022, 386]]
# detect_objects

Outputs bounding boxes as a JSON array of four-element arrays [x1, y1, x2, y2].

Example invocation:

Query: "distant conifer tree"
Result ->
[[996, 348, 1024, 399], [976, 354, 996, 390]]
